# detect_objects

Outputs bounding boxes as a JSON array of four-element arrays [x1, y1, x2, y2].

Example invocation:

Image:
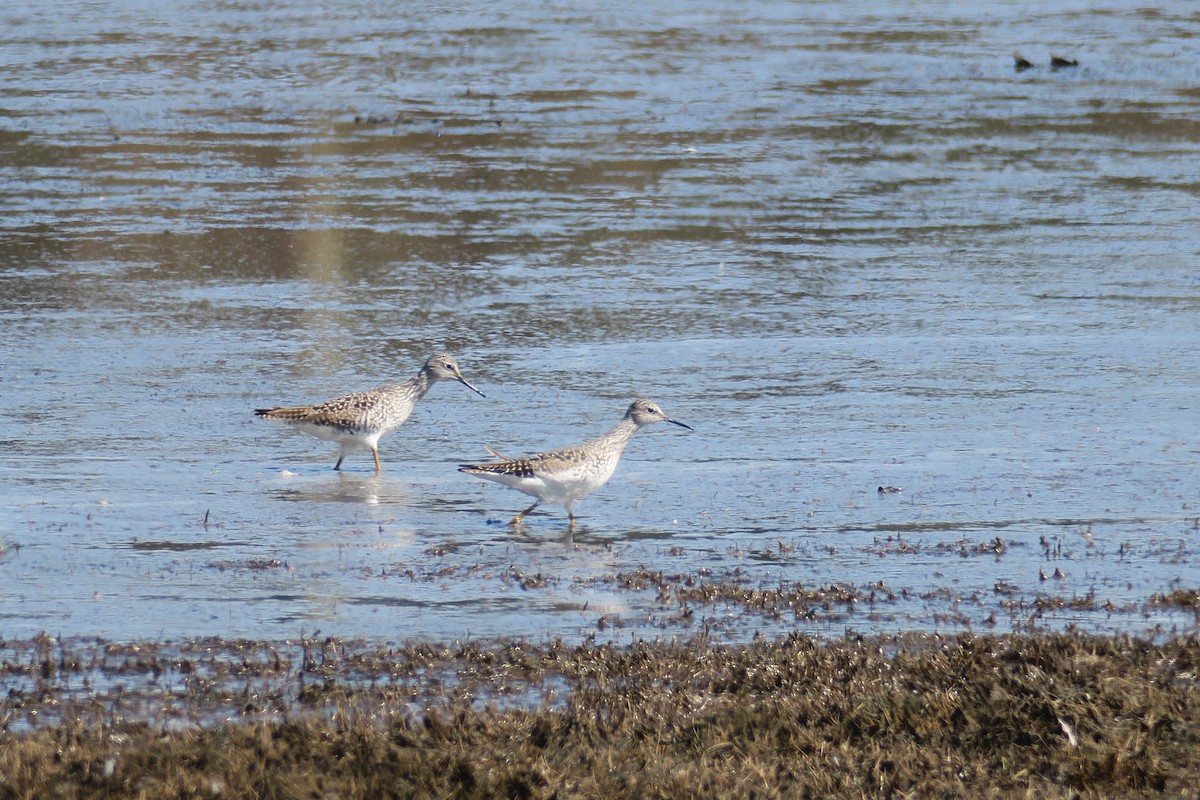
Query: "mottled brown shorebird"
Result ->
[[255, 353, 484, 472], [459, 398, 691, 527]]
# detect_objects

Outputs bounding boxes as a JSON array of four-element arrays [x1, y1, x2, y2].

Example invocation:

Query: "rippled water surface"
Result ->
[[3, 0, 1200, 643]]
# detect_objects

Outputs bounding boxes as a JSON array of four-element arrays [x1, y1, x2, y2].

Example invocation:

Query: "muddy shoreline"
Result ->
[[2, 628, 1199, 798]]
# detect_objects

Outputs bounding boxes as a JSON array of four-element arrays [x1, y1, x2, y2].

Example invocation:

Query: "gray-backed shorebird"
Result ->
[[459, 398, 691, 526], [256, 353, 484, 472]]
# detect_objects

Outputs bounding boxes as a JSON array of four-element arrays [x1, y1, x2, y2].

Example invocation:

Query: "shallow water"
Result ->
[[2, 0, 1199, 644]]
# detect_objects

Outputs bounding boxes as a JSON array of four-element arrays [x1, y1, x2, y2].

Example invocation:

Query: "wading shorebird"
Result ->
[[255, 352, 484, 473], [459, 398, 692, 527]]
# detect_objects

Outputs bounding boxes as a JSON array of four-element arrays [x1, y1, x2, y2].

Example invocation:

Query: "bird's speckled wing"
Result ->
[[461, 443, 594, 479], [256, 388, 382, 428]]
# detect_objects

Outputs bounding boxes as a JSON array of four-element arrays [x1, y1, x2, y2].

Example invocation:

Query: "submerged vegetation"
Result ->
[[2, 631, 1199, 798]]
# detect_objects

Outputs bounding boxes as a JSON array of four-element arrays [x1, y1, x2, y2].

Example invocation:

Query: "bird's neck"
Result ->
[[592, 417, 640, 453], [397, 369, 433, 400]]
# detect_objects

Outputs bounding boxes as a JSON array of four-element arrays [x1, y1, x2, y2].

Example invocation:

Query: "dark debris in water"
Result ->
[[1, 631, 1200, 798], [328, 555, 1197, 638], [1152, 589, 1200, 608], [206, 558, 286, 572], [586, 567, 874, 623]]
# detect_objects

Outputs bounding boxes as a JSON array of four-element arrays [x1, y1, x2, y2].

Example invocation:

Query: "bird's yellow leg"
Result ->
[[509, 501, 540, 526]]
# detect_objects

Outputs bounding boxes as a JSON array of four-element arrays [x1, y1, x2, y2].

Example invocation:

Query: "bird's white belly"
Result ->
[[294, 422, 371, 447], [539, 459, 619, 506]]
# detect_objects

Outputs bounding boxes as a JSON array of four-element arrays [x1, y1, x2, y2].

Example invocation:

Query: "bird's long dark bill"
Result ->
[[458, 376, 486, 397], [669, 419, 693, 431]]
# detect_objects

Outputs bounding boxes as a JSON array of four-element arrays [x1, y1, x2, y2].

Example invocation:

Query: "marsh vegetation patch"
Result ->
[[2, 631, 1199, 798]]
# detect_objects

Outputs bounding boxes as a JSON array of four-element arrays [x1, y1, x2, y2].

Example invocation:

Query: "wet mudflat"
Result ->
[[3, 631, 1200, 798]]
